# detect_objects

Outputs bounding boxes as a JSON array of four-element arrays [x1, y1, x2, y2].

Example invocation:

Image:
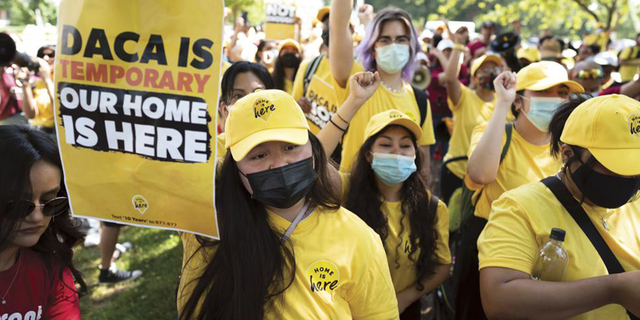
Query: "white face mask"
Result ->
[[375, 44, 410, 74], [523, 96, 565, 132]]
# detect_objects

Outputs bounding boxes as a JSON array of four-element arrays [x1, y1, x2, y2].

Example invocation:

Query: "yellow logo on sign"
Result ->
[[306, 260, 340, 303], [253, 98, 276, 122], [132, 195, 149, 214]]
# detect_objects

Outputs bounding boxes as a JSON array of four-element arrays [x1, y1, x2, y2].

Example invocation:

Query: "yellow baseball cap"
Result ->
[[516, 61, 584, 93], [317, 6, 330, 22], [560, 94, 640, 176], [517, 47, 541, 63], [278, 39, 301, 53], [364, 110, 423, 142], [470, 54, 503, 76], [225, 90, 310, 161]]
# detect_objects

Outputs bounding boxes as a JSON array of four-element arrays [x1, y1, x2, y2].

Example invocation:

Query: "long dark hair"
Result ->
[[219, 61, 274, 105], [271, 53, 300, 91], [344, 125, 438, 291], [179, 133, 340, 320], [0, 125, 87, 296]]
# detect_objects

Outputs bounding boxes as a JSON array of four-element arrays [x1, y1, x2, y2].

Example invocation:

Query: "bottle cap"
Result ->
[[550, 228, 566, 242]]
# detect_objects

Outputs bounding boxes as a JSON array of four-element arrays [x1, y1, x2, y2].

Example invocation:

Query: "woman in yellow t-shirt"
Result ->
[[318, 73, 451, 320], [329, 4, 435, 173], [177, 90, 399, 320], [271, 39, 302, 95], [455, 62, 584, 319], [479, 94, 640, 320]]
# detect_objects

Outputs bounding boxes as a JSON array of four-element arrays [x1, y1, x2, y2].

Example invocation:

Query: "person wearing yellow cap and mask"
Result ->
[[177, 89, 399, 320], [272, 39, 302, 95], [453, 61, 584, 320], [317, 71, 450, 319], [479, 94, 640, 320], [441, 27, 511, 206]]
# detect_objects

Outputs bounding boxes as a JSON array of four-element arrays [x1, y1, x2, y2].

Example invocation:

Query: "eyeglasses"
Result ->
[[376, 35, 410, 46], [8, 197, 69, 219], [576, 69, 603, 80]]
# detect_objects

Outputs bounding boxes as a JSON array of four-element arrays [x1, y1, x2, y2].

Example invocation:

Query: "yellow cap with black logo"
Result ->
[[516, 61, 584, 93], [561, 94, 640, 176], [225, 90, 310, 161], [364, 109, 423, 142]]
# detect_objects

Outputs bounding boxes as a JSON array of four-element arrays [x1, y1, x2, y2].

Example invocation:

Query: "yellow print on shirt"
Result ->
[[254, 98, 276, 122], [630, 114, 640, 139], [307, 260, 340, 303]]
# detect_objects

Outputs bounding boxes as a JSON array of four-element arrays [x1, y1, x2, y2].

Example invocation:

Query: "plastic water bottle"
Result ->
[[531, 228, 569, 282]]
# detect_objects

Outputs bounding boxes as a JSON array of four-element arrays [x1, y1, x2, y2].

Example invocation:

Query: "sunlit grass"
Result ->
[[74, 227, 182, 320]]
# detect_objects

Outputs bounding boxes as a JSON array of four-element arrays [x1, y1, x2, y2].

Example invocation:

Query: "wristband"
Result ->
[[452, 44, 465, 51]]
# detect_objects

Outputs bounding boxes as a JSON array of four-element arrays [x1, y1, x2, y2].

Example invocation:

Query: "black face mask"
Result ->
[[570, 157, 640, 209], [242, 157, 318, 209], [280, 53, 301, 69], [478, 73, 498, 90]]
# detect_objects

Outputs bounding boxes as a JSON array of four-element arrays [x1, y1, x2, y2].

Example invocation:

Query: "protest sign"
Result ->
[[54, 0, 223, 238], [265, 2, 297, 40]]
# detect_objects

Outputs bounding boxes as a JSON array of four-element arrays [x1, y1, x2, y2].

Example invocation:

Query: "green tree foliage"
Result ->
[[364, 0, 634, 39], [0, 0, 57, 26]]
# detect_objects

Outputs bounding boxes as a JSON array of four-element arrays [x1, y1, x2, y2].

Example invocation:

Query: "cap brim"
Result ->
[[519, 78, 584, 93], [590, 148, 640, 176], [370, 118, 423, 141], [230, 128, 309, 161]]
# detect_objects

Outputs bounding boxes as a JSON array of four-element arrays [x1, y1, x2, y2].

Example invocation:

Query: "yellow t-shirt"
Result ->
[[466, 122, 562, 219], [478, 182, 640, 320], [30, 79, 54, 128], [339, 84, 436, 172], [618, 46, 640, 82], [291, 55, 363, 134], [443, 85, 497, 179], [383, 199, 451, 293], [340, 172, 451, 292], [178, 206, 399, 320]]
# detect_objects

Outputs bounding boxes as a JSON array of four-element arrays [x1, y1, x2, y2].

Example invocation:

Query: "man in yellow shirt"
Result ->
[[479, 95, 640, 320]]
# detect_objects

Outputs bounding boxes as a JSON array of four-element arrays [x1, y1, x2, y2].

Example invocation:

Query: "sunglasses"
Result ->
[[576, 69, 603, 80], [8, 197, 69, 219]]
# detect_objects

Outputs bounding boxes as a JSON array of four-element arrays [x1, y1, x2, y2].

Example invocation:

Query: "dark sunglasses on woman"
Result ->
[[8, 197, 69, 219]]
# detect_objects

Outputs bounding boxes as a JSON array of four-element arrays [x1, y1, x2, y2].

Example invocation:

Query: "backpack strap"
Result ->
[[500, 123, 513, 163], [303, 54, 324, 97], [412, 85, 429, 127], [541, 176, 639, 320]]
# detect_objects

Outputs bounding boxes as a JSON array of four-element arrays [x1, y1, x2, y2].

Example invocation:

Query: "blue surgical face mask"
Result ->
[[371, 153, 417, 186], [375, 44, 410, 74], [524, 96, 564, 132]]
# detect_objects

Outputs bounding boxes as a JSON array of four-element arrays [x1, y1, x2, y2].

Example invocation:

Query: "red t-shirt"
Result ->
[[0, 248, 80, 320], [0, 68, 22, 121], [467, 39, 488, 58]]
